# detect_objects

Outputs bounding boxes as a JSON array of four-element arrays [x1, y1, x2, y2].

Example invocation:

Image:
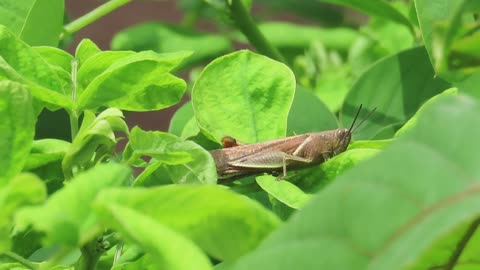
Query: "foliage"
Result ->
[[0, 0, 479, 269]]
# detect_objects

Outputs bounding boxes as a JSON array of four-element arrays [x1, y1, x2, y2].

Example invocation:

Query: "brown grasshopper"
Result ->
[[209, 105, 374, 181]]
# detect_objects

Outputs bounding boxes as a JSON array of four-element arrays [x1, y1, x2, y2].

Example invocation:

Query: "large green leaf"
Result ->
[[0, 173, 46, 252], [192, 50, 295, 143], [231, 94, 480, 270], [0, 81, 34, 184], [111, 22, 232, 69], [0, 26, 71, 110], [415, 0, 480, 80], [15, 163, 131, 246], [341, 47, 451, 139], [77, 51, 190, 111], [0, 0, 64, 46], [95, 204, 213, 270], [126, 127, 217, 185], [94, 185, 281, 261]]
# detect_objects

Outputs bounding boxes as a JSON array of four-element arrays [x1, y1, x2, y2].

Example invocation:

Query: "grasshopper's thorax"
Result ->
[[332, 128, 351, 155]]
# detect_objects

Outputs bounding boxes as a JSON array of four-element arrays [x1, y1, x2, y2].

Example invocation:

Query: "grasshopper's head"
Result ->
[[332, 128, 351, 155], [333, 104, 376, 155]]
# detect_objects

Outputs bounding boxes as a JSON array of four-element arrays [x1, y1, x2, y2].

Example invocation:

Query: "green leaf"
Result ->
[[293, 148, 380, 193], [192, 50, 295, 143], [341, 47, 451, 139], [76, 50, 135, 93], [395, 87, 458, 137], [77, 51, 190, 111], [168, 101, 194, 137], [0, 0, 64, 46], [415, 0, 480, 80], [127, 127, 217, 185], [256, 175, 312, 209], [0, 81, 35, 184], [317, 0, 413, 32], [15, 163, 131, 246], [287, 86, 338, 136], [62, 108, 128, 179], [95, 204, 213, 270], [75, 39, 102, 65], [347, 139, 392, 150], [24, 139, 71, 170], [0, 26, 71, 110], [111, 22, 232, 70], [94, 185, 281, 261], [33, 47, 73, 94], [0, 173, 46, 252], [231, 94, 480, 270]]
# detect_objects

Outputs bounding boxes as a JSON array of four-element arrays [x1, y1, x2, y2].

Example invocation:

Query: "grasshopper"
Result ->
[[209, 105, 374, 181]]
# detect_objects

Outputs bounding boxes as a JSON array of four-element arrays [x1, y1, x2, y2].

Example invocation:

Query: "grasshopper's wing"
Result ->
[[229, 151, 312, 169]]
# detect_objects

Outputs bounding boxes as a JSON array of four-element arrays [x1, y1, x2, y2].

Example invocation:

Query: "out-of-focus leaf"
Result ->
[[15, 163, 131, 246], [231, 94, 480, 270], [95, 204, 213, 270], [94, 185, 281, 261], [0, 173, 46, 252], [0, 81, 35, 184], [111, 22, 232, 69]]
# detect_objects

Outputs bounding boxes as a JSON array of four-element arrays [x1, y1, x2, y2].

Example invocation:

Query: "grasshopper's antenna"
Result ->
[[351, 107, 377, 134], [348, 104, 363, 134]]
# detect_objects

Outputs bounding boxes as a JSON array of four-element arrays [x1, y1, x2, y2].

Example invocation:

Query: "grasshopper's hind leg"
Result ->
[[280, 153, 313, 179]]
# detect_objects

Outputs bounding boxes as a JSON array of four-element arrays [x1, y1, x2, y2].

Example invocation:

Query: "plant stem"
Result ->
[[228, 0, 286, 63], [63, 0, 132, 37], [1, 251, 38, 270], [70, 60, 79, 141]]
